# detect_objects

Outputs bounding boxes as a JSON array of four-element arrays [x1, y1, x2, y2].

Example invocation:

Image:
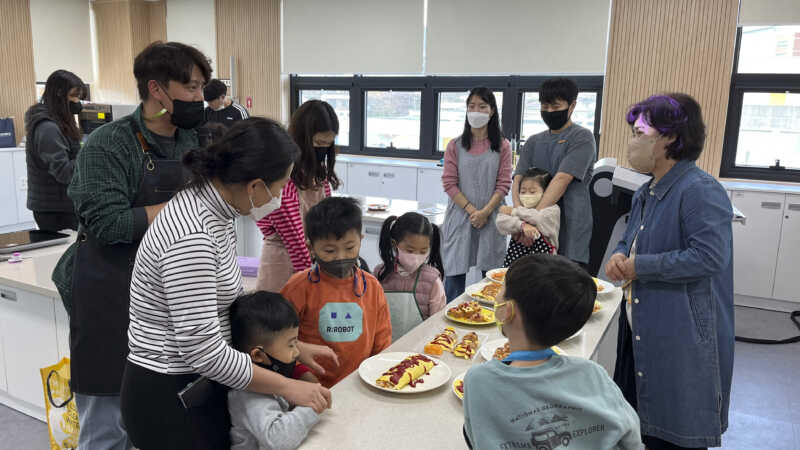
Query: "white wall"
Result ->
[[739, 0, 800, 25], [29, 0, 93, 83], [166, 0, 218, 74]]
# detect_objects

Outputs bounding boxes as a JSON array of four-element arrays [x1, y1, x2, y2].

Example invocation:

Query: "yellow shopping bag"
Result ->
[[40, 357, 80, 450]]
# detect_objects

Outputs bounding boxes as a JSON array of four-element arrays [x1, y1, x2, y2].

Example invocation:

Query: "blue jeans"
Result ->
[[445, 272, 487, 302], [75, 393, 132, 450]]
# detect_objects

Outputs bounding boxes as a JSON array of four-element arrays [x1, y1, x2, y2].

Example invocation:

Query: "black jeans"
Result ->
[[120, 361, 230, 450], [33, 211, 78, 232]]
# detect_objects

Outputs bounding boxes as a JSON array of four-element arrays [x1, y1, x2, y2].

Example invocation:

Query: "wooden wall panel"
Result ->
[[0, 0, 37, 144], [147, 1, 167, 44], [130, 0, 167, 55], [599, 0, 738, 177], [92, 0, 137, 103], [215, 0, 281, 120]]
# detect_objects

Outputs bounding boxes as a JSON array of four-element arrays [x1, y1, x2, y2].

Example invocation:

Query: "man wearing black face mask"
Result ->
[[513, 78, 597, 269], [52, 41, 211, 450]]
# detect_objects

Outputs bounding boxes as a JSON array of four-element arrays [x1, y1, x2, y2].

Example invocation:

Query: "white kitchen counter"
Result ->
[[0, 239, 74, 298], [338, 154, 442, 170], [299, 286, 623, 450], [722, 180, 800, 194]]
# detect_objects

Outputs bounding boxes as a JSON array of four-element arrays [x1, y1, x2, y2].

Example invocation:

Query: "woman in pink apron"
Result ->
[[256, 100, 342, 291]]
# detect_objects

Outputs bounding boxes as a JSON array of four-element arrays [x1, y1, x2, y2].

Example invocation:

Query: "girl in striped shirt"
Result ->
[[256, 100, 342, 292]]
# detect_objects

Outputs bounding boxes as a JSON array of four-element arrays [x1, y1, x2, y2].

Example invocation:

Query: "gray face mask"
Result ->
[[317, 257, 358, 278]]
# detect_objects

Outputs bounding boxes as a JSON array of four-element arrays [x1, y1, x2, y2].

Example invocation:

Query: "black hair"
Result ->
[[505, 254, 595, 347], [305, 196, 362, 243], [41, 70, 84, 142], [133, 41, 213, 100], [183, 117, 299, 189], [540, 77, 579, 106], [377, 213, 444, 282], [289, 100, 341, 190], [519, 167, 552, 193], [230, 291, 299, 352], [203, 79, 227, 102], [626, 93, 706, 161], [461, 87, 503, 152]]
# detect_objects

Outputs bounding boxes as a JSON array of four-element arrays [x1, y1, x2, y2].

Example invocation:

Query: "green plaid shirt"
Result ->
[[52, 105, 199, 313]]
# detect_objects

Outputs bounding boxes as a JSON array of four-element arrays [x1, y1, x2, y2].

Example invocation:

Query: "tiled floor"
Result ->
[[0, 306, 797, 449]]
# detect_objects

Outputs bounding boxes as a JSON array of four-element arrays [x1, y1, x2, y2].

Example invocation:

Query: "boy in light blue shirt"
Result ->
[[463, 255, 642, 450]]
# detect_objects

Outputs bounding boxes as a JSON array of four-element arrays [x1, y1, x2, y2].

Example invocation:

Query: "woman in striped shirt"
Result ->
[[121, 118, 336, 450], [256, 100, 342, 291]]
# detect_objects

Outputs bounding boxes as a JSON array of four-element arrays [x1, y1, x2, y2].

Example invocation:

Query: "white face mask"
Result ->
[[248, 182, 281, 221], [467, 111, 491, 129], [397, 249, 429, 274], [519, 193, 542, 209]]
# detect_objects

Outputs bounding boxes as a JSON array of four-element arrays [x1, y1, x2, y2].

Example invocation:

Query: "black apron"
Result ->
[[69, 119, 187, 395]]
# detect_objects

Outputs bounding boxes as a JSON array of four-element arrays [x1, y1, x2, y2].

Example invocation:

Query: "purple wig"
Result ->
[[626, 93, 706, 161]]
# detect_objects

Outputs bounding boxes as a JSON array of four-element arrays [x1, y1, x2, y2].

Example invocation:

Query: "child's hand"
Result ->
[[299, 371, 320, 384], [297, 342, 340, 375], [499, 205, 513, 215], [522, 223, 540, 241], [281, 378, 331, 414]]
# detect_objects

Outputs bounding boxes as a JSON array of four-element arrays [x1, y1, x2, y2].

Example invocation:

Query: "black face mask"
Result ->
[[540, 108, 570, 131], [313, 146, 329, 164], [69, 101, 82, 115], [255, 347, 297, 378], [170, 99, 207, 130], [317, 257, 357, 279]]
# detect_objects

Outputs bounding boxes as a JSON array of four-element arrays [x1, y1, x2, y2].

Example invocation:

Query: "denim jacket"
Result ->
[[613, 160, 735, 447]]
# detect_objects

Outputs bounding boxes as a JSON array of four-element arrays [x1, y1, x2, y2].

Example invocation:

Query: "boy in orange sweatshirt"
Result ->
[[281, 197, 392, 388]]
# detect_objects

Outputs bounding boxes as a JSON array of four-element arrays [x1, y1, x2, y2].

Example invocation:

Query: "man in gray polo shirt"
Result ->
[[513, 78, 596, 267]]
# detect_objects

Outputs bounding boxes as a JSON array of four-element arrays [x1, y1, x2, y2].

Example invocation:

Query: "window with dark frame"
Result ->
[[721, 26, 800, 182], [290, 75, 603, 161]]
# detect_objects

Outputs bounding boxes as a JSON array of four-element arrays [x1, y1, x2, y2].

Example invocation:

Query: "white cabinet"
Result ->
[[347, 164, 384, 198], [417, 168, 447, 205], [0, 295, 6, 392], [772, 194, 800, 303], [12, 150, 33, 224], [55, 301, 70, 360], [0, 152, 19, 227], [346, 163, 418, 201], [335, 162, 348, 193], [361, 222, 382, 271], [380, 166, 417, 201], [730, 191, 784, 298], [0, 286, 59, 410]]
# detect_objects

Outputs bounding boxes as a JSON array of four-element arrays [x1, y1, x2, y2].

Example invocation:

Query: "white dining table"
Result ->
[[297, 281, 624, 450]]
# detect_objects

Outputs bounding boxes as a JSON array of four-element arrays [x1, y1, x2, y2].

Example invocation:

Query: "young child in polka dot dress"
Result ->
[[495, 168, 561, 267]]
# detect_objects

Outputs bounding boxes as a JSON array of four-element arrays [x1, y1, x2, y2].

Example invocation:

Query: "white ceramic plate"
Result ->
[[452, 371, 466, 401], [594, 278, 617, 295], [479, 338, 566, 361], [465, 282, 497, 305], [358, 352, 452, 394], [486, 268, 508, 284]]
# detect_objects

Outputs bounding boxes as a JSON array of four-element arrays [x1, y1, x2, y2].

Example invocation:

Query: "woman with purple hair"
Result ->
[[605, 93, 734, 449]]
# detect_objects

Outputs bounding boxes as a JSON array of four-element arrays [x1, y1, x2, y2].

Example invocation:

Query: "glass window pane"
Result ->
[[299, 89, 350, 146], [365, 91, 422, 150], [735, 92, 800, 170], [437, 91, 503, 151], [737, 26, 800, 74], [521, 92, 597, 142]]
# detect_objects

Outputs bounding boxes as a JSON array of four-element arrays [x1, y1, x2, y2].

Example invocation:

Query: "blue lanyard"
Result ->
[[502, 349, 556, 363], [307, 265, 367, 298]]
